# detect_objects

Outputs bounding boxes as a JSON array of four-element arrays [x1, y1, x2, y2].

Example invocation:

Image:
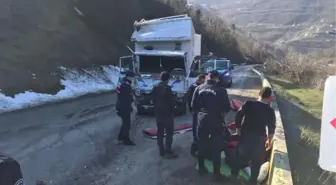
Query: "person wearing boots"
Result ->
[[151, 71, 178, 159], [229, 87, 276, 185], [191, 70, 231, 182], [116, 70, 136, 146]]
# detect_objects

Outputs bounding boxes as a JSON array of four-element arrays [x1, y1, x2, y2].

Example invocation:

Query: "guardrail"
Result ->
[[252, 68, 294, 185]]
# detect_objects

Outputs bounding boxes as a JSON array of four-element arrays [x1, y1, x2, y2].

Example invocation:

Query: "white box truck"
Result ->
[[118, 14, 201, 114]]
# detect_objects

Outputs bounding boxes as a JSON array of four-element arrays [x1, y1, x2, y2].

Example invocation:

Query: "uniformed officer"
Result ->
[[229, 87, 276, 185], [191, 70, 231, 181], [187, 74, 206, 143], [116, 70, 136, 146], [151, 71, 178, 159]]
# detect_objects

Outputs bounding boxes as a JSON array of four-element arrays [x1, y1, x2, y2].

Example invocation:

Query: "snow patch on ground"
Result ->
[[0, 65, 120, 113]]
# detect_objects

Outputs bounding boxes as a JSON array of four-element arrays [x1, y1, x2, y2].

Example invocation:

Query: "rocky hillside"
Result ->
[[190, 0, 336, 53]]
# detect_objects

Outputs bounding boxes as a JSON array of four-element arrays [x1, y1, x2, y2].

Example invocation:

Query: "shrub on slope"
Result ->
[[161, 0, 334, 89]]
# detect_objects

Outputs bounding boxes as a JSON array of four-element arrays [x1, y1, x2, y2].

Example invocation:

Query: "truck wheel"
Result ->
[[136, 104, 146, 115], [228, 82, 232, 88]]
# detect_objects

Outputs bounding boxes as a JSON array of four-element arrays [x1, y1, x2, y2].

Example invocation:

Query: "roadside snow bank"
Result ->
[[0, 65, 120, 113]]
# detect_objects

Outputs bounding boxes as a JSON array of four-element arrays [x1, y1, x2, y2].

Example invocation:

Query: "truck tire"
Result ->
[[136, 104, 146, 115], [228, 82, 232, 88]]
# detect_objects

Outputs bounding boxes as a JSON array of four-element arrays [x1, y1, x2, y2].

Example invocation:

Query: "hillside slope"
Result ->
[[0, 0, 181, 96], [0, 0, 247, 97], [190, 0, 336, 53]]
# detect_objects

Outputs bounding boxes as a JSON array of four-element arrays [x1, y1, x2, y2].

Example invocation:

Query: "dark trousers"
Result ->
[[192, 112, 198, 142], [156, 118, 174, 153], [118, 112, 131, 141], [229, 134, 265, 183], [198, 126, 222, 175]]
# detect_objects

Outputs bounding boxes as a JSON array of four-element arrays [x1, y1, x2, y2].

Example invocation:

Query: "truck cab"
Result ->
[[118, 15, 201, 115]]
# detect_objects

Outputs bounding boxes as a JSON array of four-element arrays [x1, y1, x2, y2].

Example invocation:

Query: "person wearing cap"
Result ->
[[151, 71, 178, 159], [116, 70, 136, 145], [187, 74, 206, 144], [191, 70, 231, 182], [228, 87, 276, 185]]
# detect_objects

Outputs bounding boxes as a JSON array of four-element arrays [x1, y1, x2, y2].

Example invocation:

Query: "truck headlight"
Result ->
[[135, 89, 141, 96], [224, 72, 230, 76]]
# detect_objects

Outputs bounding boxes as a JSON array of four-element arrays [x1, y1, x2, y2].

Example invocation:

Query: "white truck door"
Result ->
[[118, 55, 134, 83], [319, 76, 336, 172], [119, 55, 134, 72], [193, 34, 201, 56]]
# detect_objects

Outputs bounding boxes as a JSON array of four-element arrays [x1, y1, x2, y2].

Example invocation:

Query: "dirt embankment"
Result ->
[[0, 0, 246, 96], [0, 0, 177, 96]]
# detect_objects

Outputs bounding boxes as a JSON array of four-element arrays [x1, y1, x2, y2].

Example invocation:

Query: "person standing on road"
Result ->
[[151, 71, 178, 159], [187, 74, 206, 143], [116, 71, 136, 146], [229, 87, 276, 185], [191, 70, 231, 182]]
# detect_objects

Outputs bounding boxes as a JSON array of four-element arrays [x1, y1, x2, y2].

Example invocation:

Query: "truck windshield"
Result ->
[[138, 55, 185, 74]]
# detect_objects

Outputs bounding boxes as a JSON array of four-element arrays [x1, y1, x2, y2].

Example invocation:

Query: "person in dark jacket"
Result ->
[[0, 154, 24, 185], [151, 71, 178, 159], [228, 87, 276, 185], [116, 71, 136, 146], [191, 70, 231, 182], [187, 74, 206, 143], [0, 153, 47, 185]]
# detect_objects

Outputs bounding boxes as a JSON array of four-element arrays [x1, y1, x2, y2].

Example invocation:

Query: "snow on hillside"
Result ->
[[0, 66, 120, 113]]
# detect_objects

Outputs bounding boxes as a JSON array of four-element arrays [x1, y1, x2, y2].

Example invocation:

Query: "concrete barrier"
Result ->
[[252, 68, 294, 185]]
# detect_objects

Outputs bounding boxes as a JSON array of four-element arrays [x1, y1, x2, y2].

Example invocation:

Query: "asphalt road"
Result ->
[[0, 65, 262, 185]]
